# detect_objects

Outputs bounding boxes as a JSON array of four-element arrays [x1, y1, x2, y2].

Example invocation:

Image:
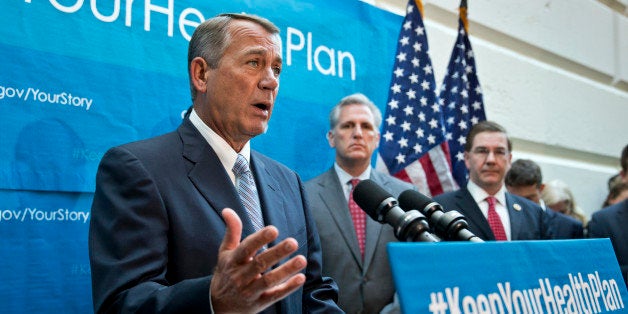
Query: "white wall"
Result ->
[[364, 0, 628, 220]]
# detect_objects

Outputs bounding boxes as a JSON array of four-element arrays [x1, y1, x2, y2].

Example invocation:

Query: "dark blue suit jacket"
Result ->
[[588, 199, 628, 285], [545, 207, 584, 239], [89, 118, 341, 313], [434, 188, 553, 241]]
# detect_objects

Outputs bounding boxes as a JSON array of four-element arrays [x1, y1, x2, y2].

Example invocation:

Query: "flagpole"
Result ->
[[414, 0, 424, 17], [460, 0, 469, 33]]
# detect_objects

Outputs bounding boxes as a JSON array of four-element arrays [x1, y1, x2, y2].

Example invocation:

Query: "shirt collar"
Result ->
[[467, 180, 507, 205], [189, 108, 250, 184], [334, 163, 371, 185]]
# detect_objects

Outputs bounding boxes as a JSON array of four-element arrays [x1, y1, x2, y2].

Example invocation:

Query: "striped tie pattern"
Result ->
[[233, 154, 265, 232], [486, 196, 507, 241]]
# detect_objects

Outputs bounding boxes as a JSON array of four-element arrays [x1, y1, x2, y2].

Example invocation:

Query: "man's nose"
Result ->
[[259, 67, 279, 90], [485, 150, 497, 162], [353, 126, 363, 137]]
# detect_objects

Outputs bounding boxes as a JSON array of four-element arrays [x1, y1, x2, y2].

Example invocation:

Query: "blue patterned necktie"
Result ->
[[232, 154, 265, 231]]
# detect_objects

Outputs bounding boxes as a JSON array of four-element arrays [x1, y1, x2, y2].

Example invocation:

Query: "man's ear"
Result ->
[[326, 131, 335, 148], [190, 57, 209, 94]]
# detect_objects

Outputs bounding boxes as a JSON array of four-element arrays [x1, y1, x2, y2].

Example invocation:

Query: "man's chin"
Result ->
[[347, 151, 369, 158], [478, 178, 503, 189], [248, 123, 269, 136]]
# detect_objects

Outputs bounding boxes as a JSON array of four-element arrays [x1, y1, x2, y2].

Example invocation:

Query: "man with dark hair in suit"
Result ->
[[89, 13, 342, 313], [434, 121, 552, 241], [588, 144, 628, 286], [305, 93, 414, 314], [505, 159, 583, 239]]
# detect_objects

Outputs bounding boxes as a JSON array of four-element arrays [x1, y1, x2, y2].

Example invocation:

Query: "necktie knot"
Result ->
[[350, 178, 360, 189], [233, 154, 250, 177], [486, 196, 496, 207]]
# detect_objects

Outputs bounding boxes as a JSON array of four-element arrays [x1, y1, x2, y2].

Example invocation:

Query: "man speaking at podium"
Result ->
[[88, 13, 342, 313], [434, 121, 553, 241]]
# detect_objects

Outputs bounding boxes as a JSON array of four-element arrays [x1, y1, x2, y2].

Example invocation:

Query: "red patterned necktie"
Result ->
[[486, 196, 507, 241], [348, 178, 366, 259]]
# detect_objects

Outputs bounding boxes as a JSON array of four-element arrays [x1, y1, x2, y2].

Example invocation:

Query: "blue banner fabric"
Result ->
[[1, 0, 404, 312], [0, 0, 402, 193]]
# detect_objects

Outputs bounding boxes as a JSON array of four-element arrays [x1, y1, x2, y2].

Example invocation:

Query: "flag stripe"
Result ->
[[419, 154, 442, 196], [399, 163, 429, 196]]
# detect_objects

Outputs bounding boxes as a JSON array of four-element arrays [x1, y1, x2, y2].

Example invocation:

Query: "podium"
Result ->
[[388, 239, 627, 313]]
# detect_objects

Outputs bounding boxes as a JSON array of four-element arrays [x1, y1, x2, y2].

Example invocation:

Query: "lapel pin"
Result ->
[[513, 204, 522, 211]]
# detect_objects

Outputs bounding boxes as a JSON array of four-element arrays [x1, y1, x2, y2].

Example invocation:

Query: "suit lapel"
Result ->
[[318, 169, 363, 267], [506, 193, 524, 240], [250, 152, 288, 248], [457, 189, 494, 240], [179, 119, 257, 238]]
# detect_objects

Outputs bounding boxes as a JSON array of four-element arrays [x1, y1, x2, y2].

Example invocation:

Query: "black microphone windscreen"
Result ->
[[398, 189, 433, 212], [353, 179, 393, 219]]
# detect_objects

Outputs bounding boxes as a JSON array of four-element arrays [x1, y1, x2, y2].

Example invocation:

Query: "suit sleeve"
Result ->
[[540, 208, 554, 240], [587, 213, 607, 238], [297, 174, 344, 313], [89, 147, 211, 314]]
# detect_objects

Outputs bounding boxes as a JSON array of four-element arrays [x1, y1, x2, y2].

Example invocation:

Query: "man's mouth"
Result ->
[[253, 103, 269, 111]]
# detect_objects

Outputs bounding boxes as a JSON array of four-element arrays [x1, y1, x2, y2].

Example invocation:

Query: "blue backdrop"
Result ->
[[0, 0, 403, 312]]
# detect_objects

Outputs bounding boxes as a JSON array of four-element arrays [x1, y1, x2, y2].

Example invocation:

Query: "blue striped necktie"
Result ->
[[232, 154, 265, 231]]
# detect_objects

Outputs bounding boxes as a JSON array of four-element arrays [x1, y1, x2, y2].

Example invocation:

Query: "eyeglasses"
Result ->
[[470, 147, 509, 159]]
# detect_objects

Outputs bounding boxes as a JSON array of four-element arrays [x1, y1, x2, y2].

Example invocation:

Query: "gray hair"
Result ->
[[187, 13, 280, 101], [329, 93, 382, 131], [541, 179, 575, 210]]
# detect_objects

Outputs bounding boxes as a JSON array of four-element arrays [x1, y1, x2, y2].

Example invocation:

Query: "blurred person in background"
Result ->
[[541, 179, 588, 227], [602, 182, 628, 208], [505, 159, 583, 239], [588, 144, 628, 286]]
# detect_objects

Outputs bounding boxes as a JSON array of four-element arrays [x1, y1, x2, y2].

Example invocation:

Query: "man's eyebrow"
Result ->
[[242, 48, 283, 64]]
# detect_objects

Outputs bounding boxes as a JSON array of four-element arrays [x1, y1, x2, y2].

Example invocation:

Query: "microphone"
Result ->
[[352, 179, 440, 243], [398, 190, 483, 243]]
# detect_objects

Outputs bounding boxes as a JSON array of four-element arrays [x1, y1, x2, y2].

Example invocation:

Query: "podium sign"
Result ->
[[388, 239, 627, 313]]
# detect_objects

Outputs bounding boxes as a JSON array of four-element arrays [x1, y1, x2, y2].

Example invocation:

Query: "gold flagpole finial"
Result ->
[[459, 0, 469, 33], [414, 0, 424, 18]]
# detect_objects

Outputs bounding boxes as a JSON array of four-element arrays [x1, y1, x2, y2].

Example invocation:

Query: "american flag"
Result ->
[[376, 0, 457, 197], [438, 4, 486, 188]]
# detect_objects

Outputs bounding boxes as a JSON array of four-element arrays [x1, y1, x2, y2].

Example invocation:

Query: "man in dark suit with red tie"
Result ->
[[434, 121, 553, 241]]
